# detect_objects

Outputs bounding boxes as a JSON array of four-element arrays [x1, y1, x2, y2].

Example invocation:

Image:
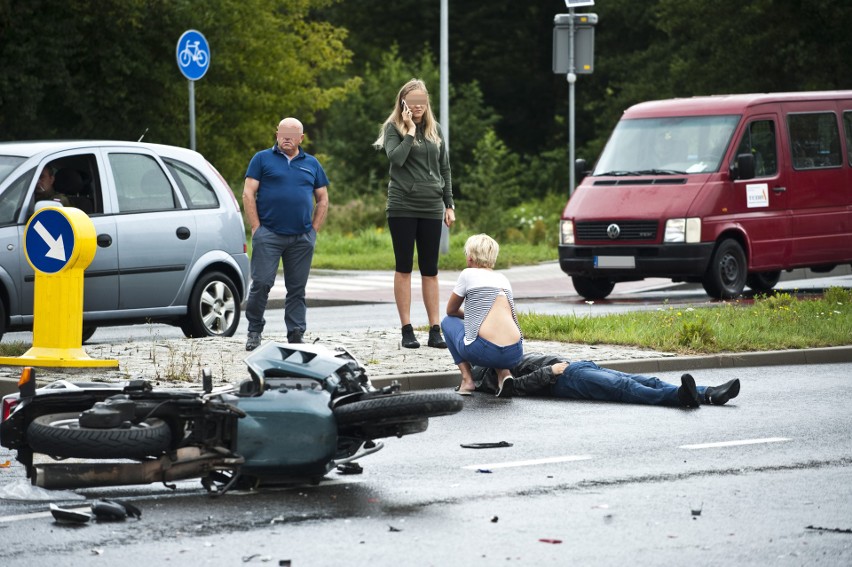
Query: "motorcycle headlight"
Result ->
[[664, 218, 701, 243], [560, 220, 575, 245]]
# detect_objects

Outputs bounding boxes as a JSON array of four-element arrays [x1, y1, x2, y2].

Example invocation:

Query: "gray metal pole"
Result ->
[[189, 80, 196, 151], [439, 0, 450, 254], [568, 8, 576, 198]]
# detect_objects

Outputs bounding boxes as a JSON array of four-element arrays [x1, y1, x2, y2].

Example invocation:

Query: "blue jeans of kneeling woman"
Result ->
[[441, 316, 523, 370], [552, 361, 707, 406]]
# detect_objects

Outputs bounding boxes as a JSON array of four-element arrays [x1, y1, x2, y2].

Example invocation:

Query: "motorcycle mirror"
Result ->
[[18, 367, 36, 399]]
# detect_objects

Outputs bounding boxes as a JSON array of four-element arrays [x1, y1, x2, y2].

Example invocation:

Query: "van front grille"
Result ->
[[575, 221, 658, 241]]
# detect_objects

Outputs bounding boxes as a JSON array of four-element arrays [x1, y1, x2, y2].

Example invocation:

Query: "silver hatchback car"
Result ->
[[0, 141, 250, 342]]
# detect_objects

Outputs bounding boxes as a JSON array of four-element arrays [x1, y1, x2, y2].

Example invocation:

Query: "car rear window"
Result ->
[[164, 158, 220, 209]]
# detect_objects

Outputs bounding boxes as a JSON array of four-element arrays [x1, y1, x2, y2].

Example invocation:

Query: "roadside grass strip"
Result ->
[[679, 437, 791, 450], [462, 455, 593, 470]]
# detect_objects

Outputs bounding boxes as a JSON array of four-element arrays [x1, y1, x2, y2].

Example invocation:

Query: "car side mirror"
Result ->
[[575, 158, 588, 183], [730, 153, 755, 181]]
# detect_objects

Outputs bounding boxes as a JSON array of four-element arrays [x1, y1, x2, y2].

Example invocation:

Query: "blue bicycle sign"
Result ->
[[176, 30, 210, 81]]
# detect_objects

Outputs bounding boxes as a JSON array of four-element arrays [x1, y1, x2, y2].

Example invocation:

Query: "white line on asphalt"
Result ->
[[462, 455, 593, 470], [679, 437, 791, 450]]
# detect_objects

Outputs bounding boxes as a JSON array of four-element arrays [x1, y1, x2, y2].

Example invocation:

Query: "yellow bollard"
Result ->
[[0, 206, 118, 368]]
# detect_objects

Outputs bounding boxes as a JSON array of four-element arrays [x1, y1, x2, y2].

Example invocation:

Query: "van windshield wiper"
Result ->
[[594, 170, 643, 176], [633, 169, 687, 175]]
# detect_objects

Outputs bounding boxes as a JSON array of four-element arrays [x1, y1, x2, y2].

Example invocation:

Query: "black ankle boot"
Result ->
[[677, 373, 701, 408], [704, 379, 740, 405], [401, 324, 420, 349], [427, 325, 447, 348]]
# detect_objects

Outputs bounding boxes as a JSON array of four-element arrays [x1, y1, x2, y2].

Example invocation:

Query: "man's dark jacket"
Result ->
[[471, 353, 569, 396]]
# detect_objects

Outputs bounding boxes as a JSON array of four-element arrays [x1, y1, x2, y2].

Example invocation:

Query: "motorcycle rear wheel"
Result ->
[[27, 412, 172, 459], [334, 392, 462, 431]]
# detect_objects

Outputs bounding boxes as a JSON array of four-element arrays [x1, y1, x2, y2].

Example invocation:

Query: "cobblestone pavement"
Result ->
[[0, 329, 678, 389]]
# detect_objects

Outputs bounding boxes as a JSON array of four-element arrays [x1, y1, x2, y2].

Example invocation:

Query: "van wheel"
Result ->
[[571, 276, 615, 300], [0, 299, 6, 342], [702, 239, 747, 299], [183, 271, 240, 338], [746, 271, 781, 293]]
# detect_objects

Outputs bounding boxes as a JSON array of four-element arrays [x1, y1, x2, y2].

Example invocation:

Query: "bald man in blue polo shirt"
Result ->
[[242, 117, 329, 350]]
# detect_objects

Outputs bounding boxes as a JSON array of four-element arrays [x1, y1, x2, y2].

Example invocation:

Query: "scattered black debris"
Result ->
[[491, 516, 499, 523], [280, 561, 292, 567], [476, 469, 493, 474], [337, 462, 363, 475], [242, 554, 261, 563], [388, 525, 403, 532], [49, 503, 91, 524], [460, 441, 513, 449], [690, 503, 703, 517], [91, 499, 142, 522], [539, 538, 562, 544], [806, 525, 852, 534], [603, 514, 613, 524]]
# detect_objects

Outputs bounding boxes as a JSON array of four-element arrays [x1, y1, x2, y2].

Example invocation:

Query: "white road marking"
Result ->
[[680, 437, 791, 450], [462, 455, 593, 470]]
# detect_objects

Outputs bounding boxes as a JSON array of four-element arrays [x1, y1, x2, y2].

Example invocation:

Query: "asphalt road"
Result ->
[[1, 362, 850, 565]]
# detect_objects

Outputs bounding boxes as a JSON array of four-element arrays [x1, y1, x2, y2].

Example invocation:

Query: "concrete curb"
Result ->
[[370, 346, 852, 391], [3, 346, 851, 398]]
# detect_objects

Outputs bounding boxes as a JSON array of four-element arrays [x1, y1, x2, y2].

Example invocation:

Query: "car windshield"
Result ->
[[593, 115, 740, 176], [0, 156, 26, 185]]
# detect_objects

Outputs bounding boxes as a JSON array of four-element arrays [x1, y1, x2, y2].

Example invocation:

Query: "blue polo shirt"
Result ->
[[245, 145, 329, 235]]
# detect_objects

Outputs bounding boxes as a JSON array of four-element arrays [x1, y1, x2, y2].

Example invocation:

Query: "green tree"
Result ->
[[461, 128, 522, 238], [0, 0, 357, 184]]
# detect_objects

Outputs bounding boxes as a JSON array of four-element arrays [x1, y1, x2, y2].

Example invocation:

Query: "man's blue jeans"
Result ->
[[551, 361, 707, 406], [441, 316, 523, 369], [245, 226, 315, 334]]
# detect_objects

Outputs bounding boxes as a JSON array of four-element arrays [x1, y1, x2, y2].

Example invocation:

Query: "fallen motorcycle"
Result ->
[[0, 342, 463, 495]]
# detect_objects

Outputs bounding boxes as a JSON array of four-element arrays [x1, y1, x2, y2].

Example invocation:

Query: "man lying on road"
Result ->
[[471, 353, 740, 407]]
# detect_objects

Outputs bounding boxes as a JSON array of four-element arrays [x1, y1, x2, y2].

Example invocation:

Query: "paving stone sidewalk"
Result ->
[[0, 329, 679, 390]]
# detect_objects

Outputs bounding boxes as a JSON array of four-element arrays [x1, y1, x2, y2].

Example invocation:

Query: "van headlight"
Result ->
[[560, 220, 575, 245], [664, 218, 701, 243]]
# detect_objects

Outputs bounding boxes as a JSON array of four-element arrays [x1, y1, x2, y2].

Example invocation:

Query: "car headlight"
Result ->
[[664, 218, 701, 243], [560, 220, 575, 245]]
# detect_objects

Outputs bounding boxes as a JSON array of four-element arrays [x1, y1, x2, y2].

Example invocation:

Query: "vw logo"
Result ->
[[606, 223, 621, 240]]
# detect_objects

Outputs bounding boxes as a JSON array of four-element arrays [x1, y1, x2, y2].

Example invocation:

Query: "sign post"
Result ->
[[0, 207, 118, 368], [553, 1, 597, 198], [176, 29, 211, 151]]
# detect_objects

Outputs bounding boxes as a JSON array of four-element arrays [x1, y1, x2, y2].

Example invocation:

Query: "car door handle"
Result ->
[[176, 227, 191, 240], [97, 234, 113, 248], [773, 186, 786, 193]]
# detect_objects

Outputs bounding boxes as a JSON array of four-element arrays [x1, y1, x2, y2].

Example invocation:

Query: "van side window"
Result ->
[[788, 113, 842, 170], [163, 158, 219, 209], [734, 120, 777, 177], [109, 154, 179, 212], [843, 112, 852, 165]]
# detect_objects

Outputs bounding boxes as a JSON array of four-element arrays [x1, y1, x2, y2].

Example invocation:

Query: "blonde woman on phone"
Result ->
[[374, 79, 455, 350]]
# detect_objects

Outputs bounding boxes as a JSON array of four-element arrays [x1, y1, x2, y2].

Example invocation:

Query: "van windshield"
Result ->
[[593, 115, 740, 176], [0, 156, 26, 185]]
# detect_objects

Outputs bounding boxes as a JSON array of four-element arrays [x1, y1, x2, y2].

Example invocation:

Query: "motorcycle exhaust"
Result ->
[[34, 447, 244, 490]]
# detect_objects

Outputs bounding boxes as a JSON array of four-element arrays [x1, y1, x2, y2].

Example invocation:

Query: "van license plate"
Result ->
[[595, 256, 635, 269]]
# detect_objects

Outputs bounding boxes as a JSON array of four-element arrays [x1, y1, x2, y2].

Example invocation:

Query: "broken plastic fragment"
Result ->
[[50, 503, 91, 524], [538, 538, 562, 544], [460, 441, 513, 449]]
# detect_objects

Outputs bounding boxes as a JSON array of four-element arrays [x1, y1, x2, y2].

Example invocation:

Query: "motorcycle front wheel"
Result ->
[[334, 392, 462, 437], [27, 412, 172, 459]]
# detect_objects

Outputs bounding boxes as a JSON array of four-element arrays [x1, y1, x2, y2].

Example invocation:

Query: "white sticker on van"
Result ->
[[746, 183, 769, 208]]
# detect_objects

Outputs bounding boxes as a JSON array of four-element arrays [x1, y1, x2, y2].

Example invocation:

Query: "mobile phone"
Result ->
[[402, 100, 410, 113]]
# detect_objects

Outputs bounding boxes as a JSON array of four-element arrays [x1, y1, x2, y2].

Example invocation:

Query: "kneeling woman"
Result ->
[[441, 234, 523, 397]]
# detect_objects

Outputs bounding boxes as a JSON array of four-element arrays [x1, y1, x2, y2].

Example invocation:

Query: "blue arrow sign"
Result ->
[[176, 29, 210, 81], [25, 209, 76, 274]]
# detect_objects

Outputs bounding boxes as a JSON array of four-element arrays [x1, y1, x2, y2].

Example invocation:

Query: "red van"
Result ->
[[559, 91, 852, 299]]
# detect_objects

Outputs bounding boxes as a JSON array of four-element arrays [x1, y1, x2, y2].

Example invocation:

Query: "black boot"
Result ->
[[704, 379, 740, 405], [427, 325, 447, 348], [677, 373, 701, 408], [401, 324, 420, 349]]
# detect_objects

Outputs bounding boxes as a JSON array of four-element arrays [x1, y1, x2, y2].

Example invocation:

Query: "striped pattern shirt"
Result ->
[[452, 268, 523, 345]]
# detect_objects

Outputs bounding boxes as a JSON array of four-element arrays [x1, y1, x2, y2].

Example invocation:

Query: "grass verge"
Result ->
[[519, 287, 852, 354]]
